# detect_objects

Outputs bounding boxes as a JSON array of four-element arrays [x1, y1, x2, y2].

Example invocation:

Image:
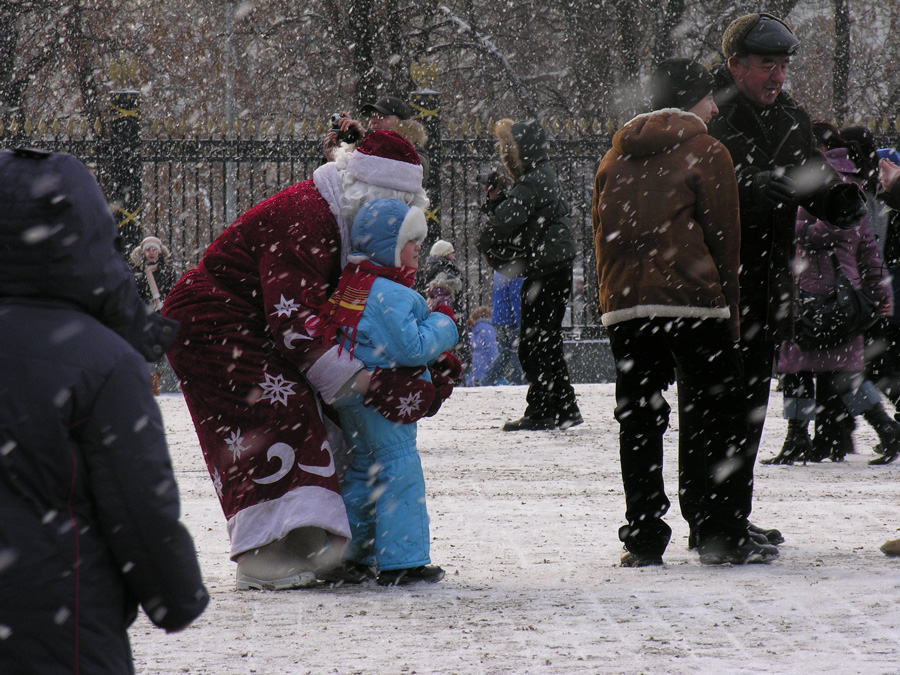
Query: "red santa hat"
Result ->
[[346, 130, 424, 195]]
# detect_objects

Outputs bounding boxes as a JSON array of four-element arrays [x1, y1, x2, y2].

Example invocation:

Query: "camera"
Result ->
[[329, 113, 361, 144], [476, 167, 504, 191]]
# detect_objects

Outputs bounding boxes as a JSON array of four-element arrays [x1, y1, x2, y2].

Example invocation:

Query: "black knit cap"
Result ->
[[648, 58, 715, 112]]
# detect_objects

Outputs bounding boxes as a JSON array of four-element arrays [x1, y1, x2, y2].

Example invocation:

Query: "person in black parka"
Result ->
[[0, 148, 208, 675], [478, 118, 581, 431]]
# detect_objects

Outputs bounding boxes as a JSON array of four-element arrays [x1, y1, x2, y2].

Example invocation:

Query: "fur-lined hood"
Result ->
[[494, 119, 550, 180]]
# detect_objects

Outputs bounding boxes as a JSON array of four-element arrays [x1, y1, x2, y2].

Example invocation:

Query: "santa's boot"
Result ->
[[235, 536, 318, 590], [863, 404, 900, 465], [762, 419, 812, 465]]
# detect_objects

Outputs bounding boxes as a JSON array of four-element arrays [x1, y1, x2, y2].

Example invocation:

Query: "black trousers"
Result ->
[[738, 338, 776, 470], [519, 266, 578, 421], [608, 317, 749, 555]]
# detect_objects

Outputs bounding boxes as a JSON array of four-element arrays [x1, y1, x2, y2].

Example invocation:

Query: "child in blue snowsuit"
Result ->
[[317, 198, 459, 586]]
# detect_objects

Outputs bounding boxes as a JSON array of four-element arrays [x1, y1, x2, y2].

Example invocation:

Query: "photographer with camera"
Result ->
[[324, 96, 429, 181], [478, 118, 581, 431]]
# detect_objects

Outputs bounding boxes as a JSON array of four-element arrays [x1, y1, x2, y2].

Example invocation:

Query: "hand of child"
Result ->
[[432, 304, 455, 322], [433, 350, 462, 380], [423, 351, 462, 418]]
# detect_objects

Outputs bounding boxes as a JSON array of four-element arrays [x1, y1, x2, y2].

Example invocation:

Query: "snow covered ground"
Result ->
[[131, 384, 900, 675]]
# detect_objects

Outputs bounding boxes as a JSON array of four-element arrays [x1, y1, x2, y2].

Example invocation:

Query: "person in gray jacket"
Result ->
[[0, 148, 208, 674]]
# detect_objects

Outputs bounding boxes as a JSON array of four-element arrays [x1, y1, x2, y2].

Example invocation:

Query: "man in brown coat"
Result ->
[[593, 59, 779, 566]]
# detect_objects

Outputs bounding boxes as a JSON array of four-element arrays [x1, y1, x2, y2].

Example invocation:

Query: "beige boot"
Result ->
[[235, 537, 317, 590], [284, 526, 342, 572]]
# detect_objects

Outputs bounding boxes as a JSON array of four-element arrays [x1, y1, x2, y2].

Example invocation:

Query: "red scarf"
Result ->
[[308, 260, 417, 356]]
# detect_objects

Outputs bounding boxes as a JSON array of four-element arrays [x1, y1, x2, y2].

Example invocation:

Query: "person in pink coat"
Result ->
[[163, 131, 434, 590], [767, 122, 897, 465]]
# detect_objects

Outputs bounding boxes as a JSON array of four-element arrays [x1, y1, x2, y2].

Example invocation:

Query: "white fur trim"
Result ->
[[394, 206, 428, 266], [346, 151, 424, 194], [601, 304, 731, 327], [305, 344, 365, 404], [226, 485, 351, 559], [313, 162, 352, 268], [628, 108, 707, 129]]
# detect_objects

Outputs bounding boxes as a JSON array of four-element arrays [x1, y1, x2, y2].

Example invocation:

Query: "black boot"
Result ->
[[809, 414, 853, 463], [762, 419, 812, 465], [864, 404, 900, 465]]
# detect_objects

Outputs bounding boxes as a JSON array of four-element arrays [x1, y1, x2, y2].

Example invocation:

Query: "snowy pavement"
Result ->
[[132, 384, 900, 674]]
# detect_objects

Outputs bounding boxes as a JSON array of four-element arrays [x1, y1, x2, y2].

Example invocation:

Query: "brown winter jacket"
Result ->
[[592, 110, 741, 340]]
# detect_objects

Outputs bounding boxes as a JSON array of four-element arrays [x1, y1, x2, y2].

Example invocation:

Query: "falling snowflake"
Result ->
[[212, 469, 223, 498], [272, 294, 300, 318], [224, 429, 248, 462], [397, 391, 424, 418], [258, 372, 297, 406]]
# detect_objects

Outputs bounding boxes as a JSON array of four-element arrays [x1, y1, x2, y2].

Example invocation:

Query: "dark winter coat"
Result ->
[[593, 110, 742, 341], [708, 66, 842, 342], [478, 119, 576, 280], [778, 149, 890, 373], [0, 149, 208, 674]]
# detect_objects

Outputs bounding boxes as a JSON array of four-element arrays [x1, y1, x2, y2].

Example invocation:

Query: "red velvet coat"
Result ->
[[164, 173, 354, 558]]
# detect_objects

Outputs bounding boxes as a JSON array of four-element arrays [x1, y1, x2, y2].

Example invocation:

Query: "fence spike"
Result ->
[[93, 118, 103, 136], [24, 118, 33, 135], [0, 119, 4, 136], [37, 118, 47, 135]]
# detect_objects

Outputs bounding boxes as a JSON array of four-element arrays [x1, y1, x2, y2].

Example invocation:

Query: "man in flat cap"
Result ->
[[707, 13, 867, 544]]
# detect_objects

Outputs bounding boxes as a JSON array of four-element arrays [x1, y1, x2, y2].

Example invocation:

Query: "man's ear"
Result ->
[[727, 55, 743, 76]]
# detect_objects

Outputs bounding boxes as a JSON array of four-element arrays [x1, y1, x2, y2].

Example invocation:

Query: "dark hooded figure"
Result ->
[[478, 118, 581, 431], [0, 148, 208, 674]]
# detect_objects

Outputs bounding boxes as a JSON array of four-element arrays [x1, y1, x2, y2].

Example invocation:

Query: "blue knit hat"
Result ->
[[349, 198, 428, 267]]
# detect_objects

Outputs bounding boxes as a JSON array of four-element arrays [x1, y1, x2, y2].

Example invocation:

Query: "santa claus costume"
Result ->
[[163, 131, 429, 589]]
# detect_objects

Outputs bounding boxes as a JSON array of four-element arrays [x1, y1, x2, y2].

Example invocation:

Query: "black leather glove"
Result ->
[[823, 182, 866, 229], [750, 169, 797, 206]]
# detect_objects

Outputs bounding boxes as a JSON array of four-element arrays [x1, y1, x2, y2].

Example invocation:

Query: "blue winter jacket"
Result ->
[[334, 276, 457, 446]]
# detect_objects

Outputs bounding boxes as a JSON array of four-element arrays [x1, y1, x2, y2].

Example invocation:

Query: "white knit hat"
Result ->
[[429, 239, 454, 258]]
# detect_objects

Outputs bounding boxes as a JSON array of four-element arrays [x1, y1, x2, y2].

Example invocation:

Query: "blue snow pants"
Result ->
[[337, 402, 431, 571]]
